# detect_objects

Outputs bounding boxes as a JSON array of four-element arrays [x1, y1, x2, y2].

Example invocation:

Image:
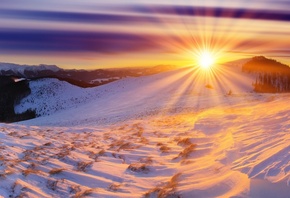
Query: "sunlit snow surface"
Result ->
[[1, 65, 289, 197]]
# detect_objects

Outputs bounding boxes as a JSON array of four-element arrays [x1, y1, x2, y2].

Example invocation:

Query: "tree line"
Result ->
[[242, 56, 290, 93], [0, 76, 36, 122]]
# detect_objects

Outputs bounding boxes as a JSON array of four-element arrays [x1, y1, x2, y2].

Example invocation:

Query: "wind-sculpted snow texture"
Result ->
[[1, 65, 289, 197]]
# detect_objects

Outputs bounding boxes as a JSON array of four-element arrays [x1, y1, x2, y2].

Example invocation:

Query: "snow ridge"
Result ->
[[5, 64, 290, 197], [0, 62, 60, 75], [15, 78, 95, 116]]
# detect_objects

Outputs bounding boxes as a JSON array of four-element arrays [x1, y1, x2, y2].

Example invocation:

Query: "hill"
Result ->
[[0, 62, 180, 88], [242, 56, 290, 92], [15, 64, 255, 126], [0, 76, 35, 122], [5, 56, 290, 123], [0, 62, 289, 197]]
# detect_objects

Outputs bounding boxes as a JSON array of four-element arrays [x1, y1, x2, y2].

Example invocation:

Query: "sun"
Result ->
[[198, 51, 215, 69]]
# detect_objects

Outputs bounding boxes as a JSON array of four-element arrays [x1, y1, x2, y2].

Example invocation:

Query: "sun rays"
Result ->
[[198, 51, 215, 70]]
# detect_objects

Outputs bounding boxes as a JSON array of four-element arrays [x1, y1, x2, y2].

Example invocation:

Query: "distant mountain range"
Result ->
[[0, 63, 180, 122], [0, 63, 179, 88], [1, 56, 290, 123]]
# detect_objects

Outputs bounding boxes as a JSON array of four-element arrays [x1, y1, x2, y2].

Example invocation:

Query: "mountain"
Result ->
[[0, 63, 180, 123], [242, 56, 290, 73], [15, 56, 289, 123], [0, 62, 60, 74], [0, 62, 180, 88], [0, 59, 289, 197], [15, 64, 255, 125], [2, 56, 290, 123], [242, 56, 290, 92]]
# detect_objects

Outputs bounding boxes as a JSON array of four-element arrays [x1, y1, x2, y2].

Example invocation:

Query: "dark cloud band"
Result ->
[[0, 29, 160, 54], [128, 5, 290, 22], [1, 6, 290, 25], [0, 5, 289, 55], [0, 9, 160, 24], [0, 6, 290, 24]]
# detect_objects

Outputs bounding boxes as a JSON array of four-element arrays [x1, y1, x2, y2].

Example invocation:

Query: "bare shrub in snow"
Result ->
[[56, 149, 70, 159], [177, 138, 192, 146], [11, 181, 29, 198], [49, 168, 65, 175], [47, 179, 58, 191], [109, 139, 137, 151], [109, 140, 124, 149], [118, 142, 135, 151], [108, 183, 121, 192], [77, 161, 93, 172], [128, 163, 150, 173], [8, 132, 18, 137], [118, 154, 126, 164], [98, 149, 106, 156], [144, 173, 182, 198], [43, 142, 52, 146], [72, 188, 93, 198], [132, 123, 144, 137], [0, 169, 13, 179], [139, 156, 153, 165], [88, 151, 100, 162], [27, 162, 37, 169], [159, 145, 171, 153], [176, 144, 196, 160], [139, 136, 149, 144], [69, 185, 81, 194], [22, 168, 39, 176]]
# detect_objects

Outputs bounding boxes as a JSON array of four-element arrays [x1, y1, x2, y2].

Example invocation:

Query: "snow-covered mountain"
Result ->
[[0, 61, 289, 197], [0, 62, 119, 87], [0, 62, 60, 75], [0, 62, 182, 88], [15, 64, 256, 125]]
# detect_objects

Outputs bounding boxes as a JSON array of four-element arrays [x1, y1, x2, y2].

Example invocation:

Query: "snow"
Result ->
[[15, 78, 96, 116], [0, 62, 60, 75], [15, 65, 255, 126], [90, 77, 120, 83], [0, 64, 289, 197]]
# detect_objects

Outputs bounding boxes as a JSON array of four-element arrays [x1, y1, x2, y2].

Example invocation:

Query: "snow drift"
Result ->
[[0, 64, 288, 197]]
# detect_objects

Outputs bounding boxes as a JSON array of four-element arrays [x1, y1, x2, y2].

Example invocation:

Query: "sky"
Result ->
[[1, 0, 290, 69]]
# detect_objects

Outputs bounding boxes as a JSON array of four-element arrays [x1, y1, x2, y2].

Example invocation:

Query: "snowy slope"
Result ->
[[16, 65, 255, 126], [2, 95, 290, 198], [15, 78, 96, 116], [1, 64, 289, 197]]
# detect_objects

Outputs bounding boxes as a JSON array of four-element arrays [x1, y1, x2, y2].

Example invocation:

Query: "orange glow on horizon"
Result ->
[[1, 2, 290, 69]]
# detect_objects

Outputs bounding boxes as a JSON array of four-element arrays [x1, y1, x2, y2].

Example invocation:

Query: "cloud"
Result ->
[[123, 5, 290, 22], [0, 5, 289, 57], [1, 5, 290, 26], [0, 29, 162, 54], [0, 9, 161, 24]]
